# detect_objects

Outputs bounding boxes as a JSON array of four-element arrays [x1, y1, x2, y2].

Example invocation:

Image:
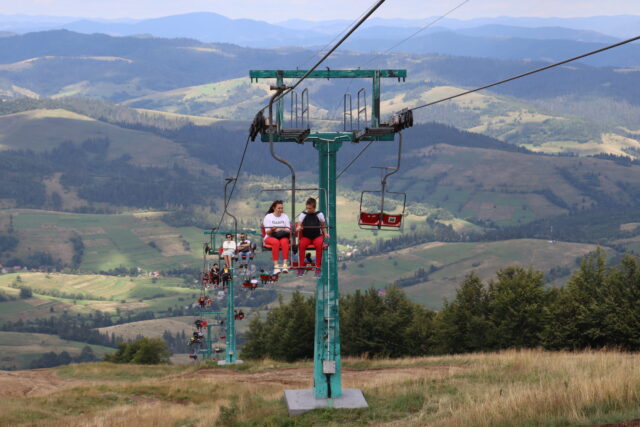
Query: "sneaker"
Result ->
[[314, 268, 322, 278], [297, 269, 304, 277], [273, 267, 281, 274], [281, 261, 289, 274]]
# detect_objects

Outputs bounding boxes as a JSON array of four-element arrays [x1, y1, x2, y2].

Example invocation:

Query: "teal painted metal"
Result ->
[[225, 269, 237, 363], [259, 131, 395, 143], [251, 68, 406, 143], [314, 139, 342, 398], [372, 69, 381, 128], [249, 69, 407, 400], [250, 69, 406, 80], [197, 312, 223, 360]]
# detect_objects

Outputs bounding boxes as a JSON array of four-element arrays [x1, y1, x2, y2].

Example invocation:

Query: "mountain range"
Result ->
[[1, 13, 638, 62]]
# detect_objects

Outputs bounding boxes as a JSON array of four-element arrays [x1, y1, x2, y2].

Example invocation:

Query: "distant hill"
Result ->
[[341, 31, 640, 68]]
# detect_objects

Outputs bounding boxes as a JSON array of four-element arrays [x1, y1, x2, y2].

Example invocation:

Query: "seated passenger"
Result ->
[[222, 234, 236, 268], [210, 264, 220, 287], [237, 233, 254, 267], [263, 200, 291, 274], [296, 197, 329, 278]]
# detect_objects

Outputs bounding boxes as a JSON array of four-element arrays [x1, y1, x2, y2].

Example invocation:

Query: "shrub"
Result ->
[[103, 337, 171, 364]]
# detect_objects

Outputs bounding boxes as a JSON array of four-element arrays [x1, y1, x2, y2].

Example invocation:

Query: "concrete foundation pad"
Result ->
[[217, 359, 244, 366], [284, 388, 368, 416]]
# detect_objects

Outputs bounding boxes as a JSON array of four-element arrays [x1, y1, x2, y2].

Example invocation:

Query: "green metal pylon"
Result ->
[[314, 139, 343, 398], [225, 270, 237, 363], [249, 68, 406, 403]]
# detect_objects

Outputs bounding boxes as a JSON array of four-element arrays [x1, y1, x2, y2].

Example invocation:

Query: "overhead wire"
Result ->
[[408, 33, 640, 112], [360, 0, 471, 68], [258, 0, 387, 114], [298, 8, 372, 69], [217, 0, 388, 230], [212, 134, 251, 233], [335, 0, 472, 177], [337, 32, 640, 179], [328, 0, 472, 123]]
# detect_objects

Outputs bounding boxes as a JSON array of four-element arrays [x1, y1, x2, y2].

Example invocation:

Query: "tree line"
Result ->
[[242, 250, 640, 360], [29, 346, 98, 369]]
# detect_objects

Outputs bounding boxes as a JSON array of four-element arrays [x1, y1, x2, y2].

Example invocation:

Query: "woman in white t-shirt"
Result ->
[[263, 200, 291, 273], [222, 233, 236, 268]]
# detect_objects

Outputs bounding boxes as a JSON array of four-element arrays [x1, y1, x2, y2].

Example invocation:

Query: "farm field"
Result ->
[[1, 349, 639, 426], [0, 209, 208, 272], [0, 238, 607, 320], [340, 238, 605, 308], [0, 331, 113, 370], [0, 273, 197, 317]]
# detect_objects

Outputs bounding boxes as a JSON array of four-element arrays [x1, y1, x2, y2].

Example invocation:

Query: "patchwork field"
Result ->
[[0, 331, 112, 370], [0, 209, 208, 272], [97, 316, 197, 341], [0, 273, 198, 318]]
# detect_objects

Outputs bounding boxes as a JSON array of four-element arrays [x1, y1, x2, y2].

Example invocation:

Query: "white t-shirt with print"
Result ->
[[263, 213, 291, 241], [222, 240, 236, 251]]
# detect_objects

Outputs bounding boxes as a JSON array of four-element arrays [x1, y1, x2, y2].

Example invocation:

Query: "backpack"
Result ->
[[301, 211, 322, 239]]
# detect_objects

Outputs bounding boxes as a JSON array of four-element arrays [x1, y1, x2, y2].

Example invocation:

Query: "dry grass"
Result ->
[[2, 350, 640, 426]]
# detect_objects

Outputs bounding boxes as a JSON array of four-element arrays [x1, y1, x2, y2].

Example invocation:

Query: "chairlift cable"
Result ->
[[407, 33, 640, 112], [213, 134, 251, 232], [298, 8, 372, 69], [256, 0, 387, 115], [327, 0, 472, 122], [361, 0, 472, 68], [337, 33, 640, 180]]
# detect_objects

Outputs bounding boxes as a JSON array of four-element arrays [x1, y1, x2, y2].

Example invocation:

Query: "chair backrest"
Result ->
[[261, 225, 272, 248], [359, 212, 381, 227], [382, 214, 402, 227]]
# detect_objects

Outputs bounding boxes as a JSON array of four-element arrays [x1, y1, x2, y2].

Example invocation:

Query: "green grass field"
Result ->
[[0, 331, 113, 369]]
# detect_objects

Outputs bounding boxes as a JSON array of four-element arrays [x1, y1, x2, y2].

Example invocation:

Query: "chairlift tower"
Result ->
[[249, 69, 409, 414]]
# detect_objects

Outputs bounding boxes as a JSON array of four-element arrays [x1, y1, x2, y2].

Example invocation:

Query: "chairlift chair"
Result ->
[[358, 190, 406, 230], [357, 132, 406, 231]]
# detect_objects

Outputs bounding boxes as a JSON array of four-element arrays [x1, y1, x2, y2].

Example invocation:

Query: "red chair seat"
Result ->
[[359, 212, 381, 226], [382, 214, 402, 227]]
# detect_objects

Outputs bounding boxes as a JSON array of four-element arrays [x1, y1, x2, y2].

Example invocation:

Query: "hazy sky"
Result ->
[[3, 0, 640, 22]]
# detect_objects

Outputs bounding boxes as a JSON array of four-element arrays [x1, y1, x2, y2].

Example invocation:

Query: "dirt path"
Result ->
[[0, 364, 464, 399], [0, 369, 84, 398], [177, 364, 464, 388]]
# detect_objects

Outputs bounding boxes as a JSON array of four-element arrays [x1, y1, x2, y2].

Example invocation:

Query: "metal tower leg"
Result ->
[[226, 274, 236, 363], [314, 140, 342, 398]]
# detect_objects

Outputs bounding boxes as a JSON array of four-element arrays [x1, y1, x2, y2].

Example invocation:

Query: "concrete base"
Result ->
[[217, 359, 244, 366], [284, 388, 368, 416]]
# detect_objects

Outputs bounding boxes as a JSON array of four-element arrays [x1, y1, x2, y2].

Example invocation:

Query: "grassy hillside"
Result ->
[[0, 108, 210, 170], [1, 350, 639, 426], [0, 238, 602, 319], [0, 209, 210, 271], [97, 316, 195, 341], [390, 143, 640, 225], [340, 239, 604, 308], [0, 331, 112, 370], [0, 273, 198, 319]]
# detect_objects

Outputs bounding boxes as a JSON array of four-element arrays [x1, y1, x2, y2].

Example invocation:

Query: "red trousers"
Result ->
[[264, 236, 290, 262], [299, 235, 324, 268]]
